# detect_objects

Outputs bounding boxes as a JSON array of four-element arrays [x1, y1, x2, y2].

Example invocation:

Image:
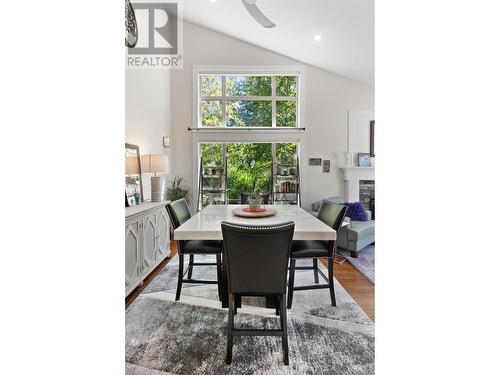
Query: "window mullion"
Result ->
[[272, 76, 276, 127], [221, 76, 226, 127]]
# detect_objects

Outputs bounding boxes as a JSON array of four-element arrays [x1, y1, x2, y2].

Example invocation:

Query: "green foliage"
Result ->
[[200, 75, 222, 126], [276, 76, 297, 96], [200, 74, 221, 96], [199, 142, 297, 201], [166, 175, 191, 205], [276, 143, 297, 165], [276, 100, 296, 127], [200, 74, 297, 127], [227, 75, 271, 96], [227, 143, 272, 199], [201, 100, 222, 127], [200, 143, 223, 166], [227, 100, 271, 127]]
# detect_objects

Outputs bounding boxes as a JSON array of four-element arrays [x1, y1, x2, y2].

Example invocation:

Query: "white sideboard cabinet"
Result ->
[[125, 201, 171, 297]]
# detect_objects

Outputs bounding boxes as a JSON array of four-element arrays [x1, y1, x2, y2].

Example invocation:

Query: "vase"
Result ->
[[345, 152, 353, 167], [248, 198, 261, 209]]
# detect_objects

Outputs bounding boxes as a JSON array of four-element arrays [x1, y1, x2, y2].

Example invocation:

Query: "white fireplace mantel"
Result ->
[[342, 167, 375, 202]]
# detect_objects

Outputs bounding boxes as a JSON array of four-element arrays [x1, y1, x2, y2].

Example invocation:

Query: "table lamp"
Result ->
[[141, 154, 169, 202], [125, 156, 140, 176]]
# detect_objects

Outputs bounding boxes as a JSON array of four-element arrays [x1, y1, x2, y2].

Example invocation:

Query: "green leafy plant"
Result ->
[[166, 175, 191, 205]]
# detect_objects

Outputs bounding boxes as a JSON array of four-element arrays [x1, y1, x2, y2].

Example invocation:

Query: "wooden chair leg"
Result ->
[[187, 254, 194, 279], [279, 294, 289, 365], [313, 258, 319, 284], [216, 253, 222, 300], [328, 257, 336, 307], [226, 293, 234, 365], [287, 258, 296, 309], [175, 253, 184, 301]]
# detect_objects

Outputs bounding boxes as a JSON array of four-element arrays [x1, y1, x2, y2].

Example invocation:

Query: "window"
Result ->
[[198, 73, 299, 128], [199, 141, 298, 204]]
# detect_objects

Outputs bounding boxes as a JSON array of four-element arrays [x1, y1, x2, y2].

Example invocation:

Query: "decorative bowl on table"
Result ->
[[232, 206, 277, 218]]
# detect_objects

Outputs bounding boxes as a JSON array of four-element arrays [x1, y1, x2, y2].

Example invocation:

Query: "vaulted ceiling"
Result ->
[[183, 0, 374, 86]]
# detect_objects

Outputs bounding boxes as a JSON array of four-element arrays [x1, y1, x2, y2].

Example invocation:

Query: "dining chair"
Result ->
[[221, 221, 295, 365], [287, 201, 347, 309], [166, 198, 222, 301]]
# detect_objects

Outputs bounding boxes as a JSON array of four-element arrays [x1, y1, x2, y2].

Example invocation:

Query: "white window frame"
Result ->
[[191, 132, 307, 208], [193, 65, 305, 129]]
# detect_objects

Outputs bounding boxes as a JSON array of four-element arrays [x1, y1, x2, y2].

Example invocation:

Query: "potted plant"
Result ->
[[166, 175, 191, 205], [248, 189, 262, 209]]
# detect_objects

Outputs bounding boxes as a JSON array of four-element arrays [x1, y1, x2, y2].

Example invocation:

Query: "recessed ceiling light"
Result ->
[[313, 34, 322, 42], [210, 0, 216, 3]]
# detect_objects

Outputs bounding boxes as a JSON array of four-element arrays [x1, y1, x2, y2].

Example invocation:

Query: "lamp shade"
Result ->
[[141, 154, 169, 174], [125, 156, 140, 175]]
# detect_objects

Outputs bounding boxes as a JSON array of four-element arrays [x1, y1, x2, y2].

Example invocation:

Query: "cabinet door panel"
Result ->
[[156, 207, 170, 260], [142, 213, 157, 271], [125, 220, 141, 290]]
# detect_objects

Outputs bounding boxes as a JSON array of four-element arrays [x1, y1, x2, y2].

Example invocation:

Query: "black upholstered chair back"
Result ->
[[318, 200, 348, 232], [221, 221, 295, 295], [166, 198, 192, 230], [317, 200, 348, 256]]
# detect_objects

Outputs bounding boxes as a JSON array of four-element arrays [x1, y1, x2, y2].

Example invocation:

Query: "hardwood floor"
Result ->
[[126, 242, 375, 321], [322, 256, 374, 321]]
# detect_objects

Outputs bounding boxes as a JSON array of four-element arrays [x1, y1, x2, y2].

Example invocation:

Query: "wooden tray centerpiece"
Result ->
[[232, 206, 277, 218]]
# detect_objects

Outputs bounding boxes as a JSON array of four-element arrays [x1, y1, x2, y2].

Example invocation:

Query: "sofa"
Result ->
[[311, 196, 375, 258]]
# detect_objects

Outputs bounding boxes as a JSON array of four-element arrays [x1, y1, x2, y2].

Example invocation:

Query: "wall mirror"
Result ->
[[125, 143, 144, 206]]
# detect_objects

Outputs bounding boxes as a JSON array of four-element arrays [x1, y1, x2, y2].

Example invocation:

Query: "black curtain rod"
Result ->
[[188, 126, 306, 132]]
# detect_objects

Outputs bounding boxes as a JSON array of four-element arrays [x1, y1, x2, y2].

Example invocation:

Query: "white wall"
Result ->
[[348, 111, 375, 156], [125, 69, 172, 201], [169, 21, 374, 209]]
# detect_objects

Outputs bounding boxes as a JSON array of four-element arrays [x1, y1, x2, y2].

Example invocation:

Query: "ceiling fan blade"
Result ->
[[241, 0, 276, 28]]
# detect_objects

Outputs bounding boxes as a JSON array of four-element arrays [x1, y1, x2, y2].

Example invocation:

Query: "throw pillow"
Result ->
[[344, 201, 368, 221]]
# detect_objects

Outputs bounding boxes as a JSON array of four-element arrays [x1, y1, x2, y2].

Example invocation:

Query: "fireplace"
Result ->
[[359, 180, 375, 219], [342, 167, 375, 203]]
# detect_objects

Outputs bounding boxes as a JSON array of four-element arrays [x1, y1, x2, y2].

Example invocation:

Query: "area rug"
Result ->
[[339, 245, 375, 284], [126, 255, 374, 374]]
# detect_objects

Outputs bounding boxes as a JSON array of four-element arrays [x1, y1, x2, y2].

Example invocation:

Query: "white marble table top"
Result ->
[[174, 205, 336, 241]]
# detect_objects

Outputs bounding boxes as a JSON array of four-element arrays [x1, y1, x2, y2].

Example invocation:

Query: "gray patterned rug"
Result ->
[[339, 245, 375, 284], [126, 255, 374, 374]]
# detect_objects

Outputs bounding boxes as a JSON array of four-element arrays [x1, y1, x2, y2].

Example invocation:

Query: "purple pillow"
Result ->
[[343, 202, 368, 221]]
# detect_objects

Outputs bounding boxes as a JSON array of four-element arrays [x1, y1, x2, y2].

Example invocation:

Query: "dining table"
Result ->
[[174, 204, 337, 307]]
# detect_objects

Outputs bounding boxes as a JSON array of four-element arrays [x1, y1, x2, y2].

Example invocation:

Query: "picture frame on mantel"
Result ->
[[358, 153, 372, 167]]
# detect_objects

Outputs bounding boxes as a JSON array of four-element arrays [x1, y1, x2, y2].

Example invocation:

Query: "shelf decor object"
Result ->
[[344, 152, 353, 167], [163, 137, 171, 148], [197, 157, 228, 210], [141, 154, 169, 202], [358, 153, 372, 167], [272, 156, 301, 206]]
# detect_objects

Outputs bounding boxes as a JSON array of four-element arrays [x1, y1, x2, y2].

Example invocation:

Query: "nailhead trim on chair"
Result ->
[[221, 222, 295, 231]]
